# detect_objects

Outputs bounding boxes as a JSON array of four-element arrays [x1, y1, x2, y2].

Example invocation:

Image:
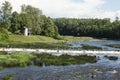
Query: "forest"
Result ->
[[0, 1, 59, 40], [0, 1, 120, 40], [54, 18, 120, 39]]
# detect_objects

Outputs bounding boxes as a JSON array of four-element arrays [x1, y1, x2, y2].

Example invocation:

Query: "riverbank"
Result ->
[[0, 35, 97, 49]]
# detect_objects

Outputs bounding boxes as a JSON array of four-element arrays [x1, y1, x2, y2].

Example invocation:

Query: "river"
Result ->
[[71, 40, 120, 50], [0, 53, 120, 80], [0, 40, 120, 80]]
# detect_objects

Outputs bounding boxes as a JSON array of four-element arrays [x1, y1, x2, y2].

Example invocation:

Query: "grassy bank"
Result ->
[[8, 35, 96, 43], [0, 34, 96, 49], [0, 42, 69, 49], [62, 36, 96, 42], [0, 35, 69, 49], [8, 35, 58, 43]]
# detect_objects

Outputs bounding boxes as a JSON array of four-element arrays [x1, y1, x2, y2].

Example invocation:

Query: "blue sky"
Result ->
[[0, 0, 120, 20], [105, 0, 120, 11], [72, 0, 120, 11]]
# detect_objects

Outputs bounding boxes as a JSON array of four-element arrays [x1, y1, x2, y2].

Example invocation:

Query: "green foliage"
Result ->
[[34, 54, 97, 66], [0, 28, 9, 41], [0, 52, 36, 68], [62, 36, 95, 42], [0, 1, 12, 29], [8, 4, 59, 38], [1, 1, 120, 39], [104, 55, 118, 61], [106, 44, 120, 48], [54, 18, 120, 39], [81, 44, 102, 50], [3, 74, 14, 80], [0, 66, 3, 70], [41, 17, 59, 38], [9, 12, 21, 34]]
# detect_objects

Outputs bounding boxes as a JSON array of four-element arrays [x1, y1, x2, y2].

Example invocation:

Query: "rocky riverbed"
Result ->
[[0, 57, 120, 80]]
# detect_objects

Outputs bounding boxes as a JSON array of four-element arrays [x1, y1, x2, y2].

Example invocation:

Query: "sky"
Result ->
[[0, 0, 120, 20]]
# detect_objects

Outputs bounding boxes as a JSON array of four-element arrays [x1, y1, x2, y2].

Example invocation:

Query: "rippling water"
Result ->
[[1, 54, 120, 80], [71, 40, 120, 50], [1, 40, 120, 80]]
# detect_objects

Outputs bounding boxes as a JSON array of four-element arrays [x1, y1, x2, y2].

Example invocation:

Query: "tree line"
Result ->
[[54, 18, 120, 39], [0, 1, 120, 40], [0, 1, 59, 40]]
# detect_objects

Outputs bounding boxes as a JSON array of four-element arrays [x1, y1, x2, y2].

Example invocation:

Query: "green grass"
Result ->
[[0, 34, 96, 49], [0, 34, 69, 49], [61, 36, 96, 42], [0, 52, 36, 68], [9, 35, 58, 43], [0, 42, 69, 49], [0, 52, 97, 69], [34, 53, 97, 66], [8, 35, 96, 43]]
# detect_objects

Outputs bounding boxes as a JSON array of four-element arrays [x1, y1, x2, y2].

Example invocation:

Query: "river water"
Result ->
[[1, 54, 120, 80], [0, 40, 120, 80], [71, 40, 120, 50]]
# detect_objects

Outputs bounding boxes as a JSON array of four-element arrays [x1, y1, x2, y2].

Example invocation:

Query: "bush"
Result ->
[[0, 52, 36, 68], [3, 74, 14, 80], [0, 28, 9, 41]]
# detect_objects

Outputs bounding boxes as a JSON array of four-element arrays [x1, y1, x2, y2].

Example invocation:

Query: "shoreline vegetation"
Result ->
[[0, 35, 96, 49], [0, 52, 97, 70], [106, 44, 120, 48], [0, 51, 119, 70], [104, 55, 118, 60], [81, 44, 102, 50]]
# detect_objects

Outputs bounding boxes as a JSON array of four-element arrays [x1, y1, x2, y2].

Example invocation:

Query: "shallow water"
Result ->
[[71, 40, 120, 50], [0, 40, 120, 80], [1, 54, 120, 80]]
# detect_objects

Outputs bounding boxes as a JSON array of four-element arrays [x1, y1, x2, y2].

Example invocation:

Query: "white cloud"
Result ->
[[0, 0, 120, 20]]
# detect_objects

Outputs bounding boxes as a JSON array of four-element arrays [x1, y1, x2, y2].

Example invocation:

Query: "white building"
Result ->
[[24, 27, 31, 36]]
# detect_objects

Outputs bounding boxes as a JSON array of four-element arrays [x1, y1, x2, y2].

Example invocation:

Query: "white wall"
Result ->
[[24, 28, 28, 36]]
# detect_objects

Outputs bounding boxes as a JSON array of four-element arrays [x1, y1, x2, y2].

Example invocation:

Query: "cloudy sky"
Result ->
[[0, 0, 120, 20]]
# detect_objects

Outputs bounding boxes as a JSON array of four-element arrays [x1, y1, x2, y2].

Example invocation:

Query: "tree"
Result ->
[[21, 5, 43, 34], [41, 17, 58, 38], [54, 18, 120, 39], [20, 4, 59, 38], [0, 1, 12, 29], [10, 12, 21, 34]]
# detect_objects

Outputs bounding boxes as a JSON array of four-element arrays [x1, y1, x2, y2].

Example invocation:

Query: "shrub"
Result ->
[[0, 52, 36, 68], [3, 74, 14, 80], [0, 28, 9, 41], [104, 55, 118, 61]]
